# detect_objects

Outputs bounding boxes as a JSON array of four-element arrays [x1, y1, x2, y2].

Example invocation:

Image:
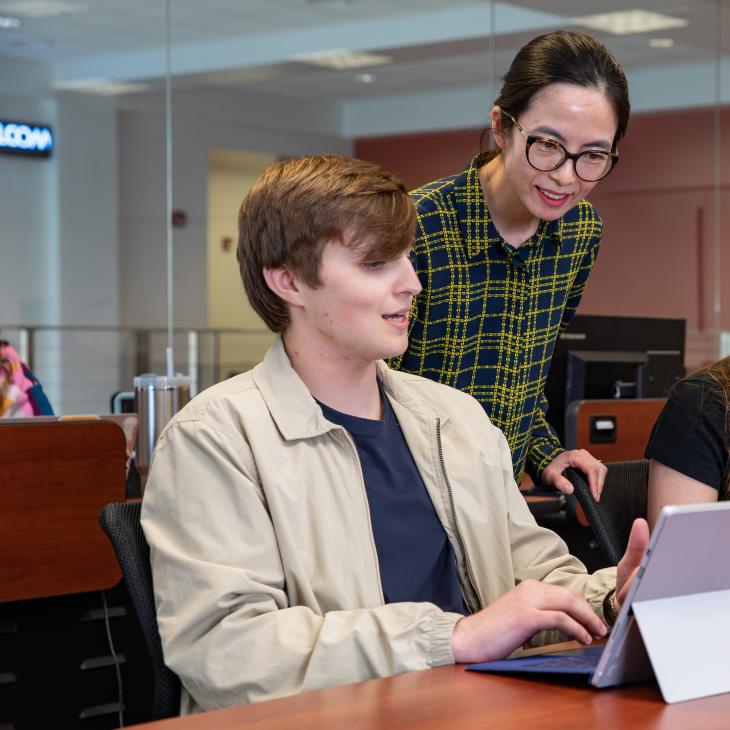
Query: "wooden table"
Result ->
[[129, 662, 730, 729]]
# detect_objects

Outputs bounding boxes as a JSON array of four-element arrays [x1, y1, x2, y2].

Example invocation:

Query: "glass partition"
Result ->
[[1, 0, 727, 415]]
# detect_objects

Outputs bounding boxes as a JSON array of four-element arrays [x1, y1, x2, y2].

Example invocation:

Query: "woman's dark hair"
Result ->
[[479, 30, 630, 161]]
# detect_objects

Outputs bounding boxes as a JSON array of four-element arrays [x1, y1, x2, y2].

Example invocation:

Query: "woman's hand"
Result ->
[[541, 449, 607, 501]]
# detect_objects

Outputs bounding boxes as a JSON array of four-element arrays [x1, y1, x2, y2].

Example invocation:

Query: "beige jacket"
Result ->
[[141, 337, 615, 714]]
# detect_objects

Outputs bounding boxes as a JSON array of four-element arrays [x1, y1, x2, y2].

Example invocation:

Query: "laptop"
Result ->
[[467, 500, 730, 703]]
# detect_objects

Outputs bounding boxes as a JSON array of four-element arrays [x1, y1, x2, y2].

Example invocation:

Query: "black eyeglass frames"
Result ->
[[500, 109, 618, 182]]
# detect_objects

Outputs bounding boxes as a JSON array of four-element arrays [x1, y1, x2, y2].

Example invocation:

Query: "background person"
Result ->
[[0, 339, 54, 417], [391, 31, 630, 500], [141, 155, 647, 714], [645, 356, 730, 528]]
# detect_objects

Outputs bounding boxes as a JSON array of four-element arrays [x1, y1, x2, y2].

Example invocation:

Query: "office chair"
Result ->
[[99, 501, 181, 721], [564, 459, 649, 565]]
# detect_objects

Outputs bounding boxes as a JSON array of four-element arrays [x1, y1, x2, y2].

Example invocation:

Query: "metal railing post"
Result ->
[[18, 328, 31, 368], [187, 330, 198, 397]]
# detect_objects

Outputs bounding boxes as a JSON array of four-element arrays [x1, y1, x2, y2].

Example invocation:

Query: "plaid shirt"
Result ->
[[391, 157, 602, 482]]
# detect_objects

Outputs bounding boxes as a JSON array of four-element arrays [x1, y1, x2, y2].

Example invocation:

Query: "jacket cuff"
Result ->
[[428, 612, 462, 667], [584, 567, 617, 621]]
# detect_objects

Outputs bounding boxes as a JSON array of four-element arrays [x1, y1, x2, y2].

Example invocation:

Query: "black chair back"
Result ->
[[99, 501, 180, 720], [565, 460, 649, 565]]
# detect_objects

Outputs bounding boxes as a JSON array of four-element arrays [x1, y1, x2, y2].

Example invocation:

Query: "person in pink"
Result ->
[[0, 340, 53, 417]]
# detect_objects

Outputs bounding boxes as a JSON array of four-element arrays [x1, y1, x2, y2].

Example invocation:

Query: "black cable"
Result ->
[[101, 590, 125, 728]]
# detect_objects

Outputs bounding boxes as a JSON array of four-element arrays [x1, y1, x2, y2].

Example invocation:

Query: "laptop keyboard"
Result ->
[[517, 646, 604, 673], [467, 644, 605, 677]]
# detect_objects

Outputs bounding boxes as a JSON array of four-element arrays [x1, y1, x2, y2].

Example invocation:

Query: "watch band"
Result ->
[[603, 588, 619, 626]]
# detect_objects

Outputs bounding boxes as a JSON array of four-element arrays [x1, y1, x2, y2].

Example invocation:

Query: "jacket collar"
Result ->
[[252, 337, 445, 442], [252, 337, 332, 442]]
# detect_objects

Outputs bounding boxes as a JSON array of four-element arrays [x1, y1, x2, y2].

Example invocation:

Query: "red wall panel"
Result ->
[[354, 106, 730, 368]]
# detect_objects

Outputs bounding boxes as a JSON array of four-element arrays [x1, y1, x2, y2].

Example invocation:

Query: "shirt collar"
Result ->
[[454, 155, 564, 259]]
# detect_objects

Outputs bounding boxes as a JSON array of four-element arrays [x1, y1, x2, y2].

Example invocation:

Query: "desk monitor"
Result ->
[[565, 350, 648, 403], [544, 315, 685, 442]]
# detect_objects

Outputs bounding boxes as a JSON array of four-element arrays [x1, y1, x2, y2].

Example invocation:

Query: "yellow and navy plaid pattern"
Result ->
[[391, 157, 602, 482]]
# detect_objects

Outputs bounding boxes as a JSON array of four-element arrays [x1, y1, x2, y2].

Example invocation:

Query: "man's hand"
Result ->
[[616, 518, 650, 605], [541, 449, 607, 501], [451, 580, 607, 664]]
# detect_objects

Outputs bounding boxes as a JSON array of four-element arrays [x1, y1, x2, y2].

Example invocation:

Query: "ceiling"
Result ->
[[0, 0, 728, 135]]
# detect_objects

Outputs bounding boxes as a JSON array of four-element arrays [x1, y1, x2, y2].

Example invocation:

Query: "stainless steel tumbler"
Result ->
[[134, 373, 190, 491]]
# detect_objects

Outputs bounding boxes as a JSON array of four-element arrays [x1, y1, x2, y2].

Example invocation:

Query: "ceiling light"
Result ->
[[54, 78, 149, 96], [89, 82, 149, 96], [0, 15, 21, 27], [0, 1, 81, 19], [572, 10, 688, 35], [649, 38, 675, 48], [356, 73, 375, 84], [294, 49, 391, 70]]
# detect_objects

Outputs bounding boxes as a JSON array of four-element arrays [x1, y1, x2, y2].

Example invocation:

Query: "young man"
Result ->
[[141, 155, 647, 715]]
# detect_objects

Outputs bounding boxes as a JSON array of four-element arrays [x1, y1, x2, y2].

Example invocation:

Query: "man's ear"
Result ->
[[490, 105, 508, 150], [263, 266, 304, 307]]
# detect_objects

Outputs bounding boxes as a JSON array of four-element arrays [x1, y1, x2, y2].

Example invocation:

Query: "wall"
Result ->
[[55, 91, 121, 413], [356, 127, 482, 191], [355, 105, 730, 369], [117, 86, 352, 380], [1, 70, 352, 412], [207, 149, 277, 379], [0, 59, 58, 327], [119, 87, 352, 333], [0, 62, 120, 413], [584, 107, 730, 368]]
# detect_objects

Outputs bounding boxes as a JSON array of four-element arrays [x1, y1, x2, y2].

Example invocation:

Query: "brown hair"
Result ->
[[480, 30, 630, 163], [237, 155, 416, 332]]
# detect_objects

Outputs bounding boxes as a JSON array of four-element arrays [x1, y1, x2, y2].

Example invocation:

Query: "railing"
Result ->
[[1, 324, 275, 415], [3, 323, 728, 417]]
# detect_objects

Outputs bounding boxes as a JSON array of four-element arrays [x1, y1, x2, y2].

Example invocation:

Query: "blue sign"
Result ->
[[0, 119, 53, 158]]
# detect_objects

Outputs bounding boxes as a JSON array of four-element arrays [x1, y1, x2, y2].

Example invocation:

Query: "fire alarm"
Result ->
[[221, 236, 233, 252]]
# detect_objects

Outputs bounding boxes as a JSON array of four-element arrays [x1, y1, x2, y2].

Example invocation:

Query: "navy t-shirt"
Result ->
[[318, 385, 466, 614]]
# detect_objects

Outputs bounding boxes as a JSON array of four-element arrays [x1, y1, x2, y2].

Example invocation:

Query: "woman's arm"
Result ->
[[647, 459, 718, 530]]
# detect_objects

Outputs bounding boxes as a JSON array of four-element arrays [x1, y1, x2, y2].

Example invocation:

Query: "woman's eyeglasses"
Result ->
[[501, 109, 618, 182]]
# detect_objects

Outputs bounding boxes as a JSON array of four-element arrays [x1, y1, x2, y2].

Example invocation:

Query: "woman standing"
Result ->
[[392, 31, 629, 499]]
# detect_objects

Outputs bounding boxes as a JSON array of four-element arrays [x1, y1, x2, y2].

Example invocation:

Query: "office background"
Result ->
[[0, 0, 728, 414]]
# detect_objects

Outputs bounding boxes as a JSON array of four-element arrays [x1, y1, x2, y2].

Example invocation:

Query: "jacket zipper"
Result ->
[[435, 417, 483, 612]]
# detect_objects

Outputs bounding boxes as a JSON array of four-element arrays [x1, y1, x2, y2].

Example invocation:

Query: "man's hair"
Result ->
[[237, 155, 416, 332]]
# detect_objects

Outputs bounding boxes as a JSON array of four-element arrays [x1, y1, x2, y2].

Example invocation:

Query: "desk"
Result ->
[[0, 418, 126, 601], [129, 663, 730, 730], [564, 398, 666, 462]]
